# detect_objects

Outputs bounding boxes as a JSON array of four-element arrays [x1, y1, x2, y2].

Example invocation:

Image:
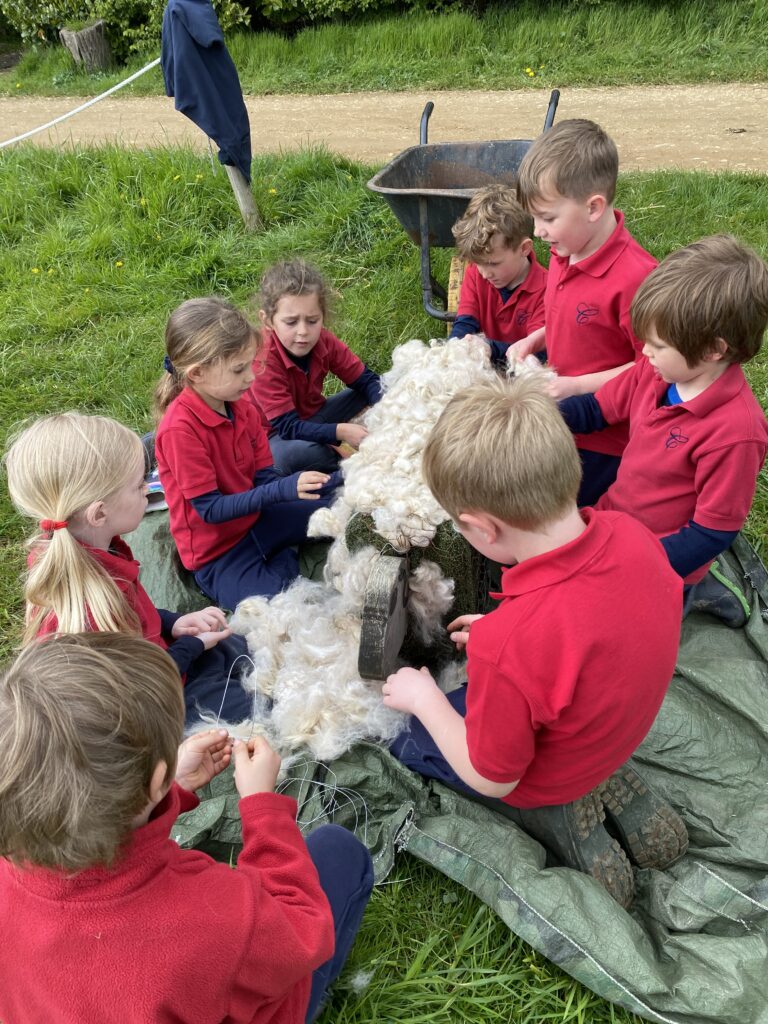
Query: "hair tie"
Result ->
[[40, 519, 68, 532], [163, 354, 176, 375]]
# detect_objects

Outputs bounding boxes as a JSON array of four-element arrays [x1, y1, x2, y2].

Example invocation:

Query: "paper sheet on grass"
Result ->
[[174, 541, 768, 1024]]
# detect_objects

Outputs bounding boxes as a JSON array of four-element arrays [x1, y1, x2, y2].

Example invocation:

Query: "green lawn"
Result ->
[[2, 0, 768, 97], [1, 144, 767, 1022]]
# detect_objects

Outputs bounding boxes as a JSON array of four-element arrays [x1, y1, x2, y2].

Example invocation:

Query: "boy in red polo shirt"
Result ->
[[383, 376, 685, 907], [449, 185, 547, 363], [512, 119, 658, 506], [249, 260, 382, 476], [0, 633, 373, 1024], [559, 235, 768, 622]]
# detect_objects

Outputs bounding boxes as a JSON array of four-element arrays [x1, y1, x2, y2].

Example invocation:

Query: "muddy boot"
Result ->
[[504, 790, 635, 908], [600, 763, 688, 870]]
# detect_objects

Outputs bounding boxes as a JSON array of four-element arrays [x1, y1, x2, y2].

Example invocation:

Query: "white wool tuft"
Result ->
[[230, 337, 493, 759], [507, 351, 558, 384]]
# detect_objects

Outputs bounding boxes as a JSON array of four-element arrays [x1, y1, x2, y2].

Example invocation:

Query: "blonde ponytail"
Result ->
[[5, 414, 145, 645]]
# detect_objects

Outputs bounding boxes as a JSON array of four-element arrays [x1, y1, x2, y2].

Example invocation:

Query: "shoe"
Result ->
[[683, 564, 749, 628], [515, 790, 635, 908], [144, 468, 168, 513], [600, 763, 688, 870]]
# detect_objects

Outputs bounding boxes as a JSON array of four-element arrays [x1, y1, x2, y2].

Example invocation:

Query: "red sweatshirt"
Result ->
[[0, 785, 335, 1024]]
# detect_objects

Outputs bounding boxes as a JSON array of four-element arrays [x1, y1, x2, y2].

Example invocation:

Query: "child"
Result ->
[[513, 118, 658, 505], [155, 296, 338, 610], [449, 184, 547, 363], [383, 376, 685, 906], [0, 632, 373, 1024], [559, 235, 768, 610], [4, 411, 251, 725], [248, 260, 382, 475]]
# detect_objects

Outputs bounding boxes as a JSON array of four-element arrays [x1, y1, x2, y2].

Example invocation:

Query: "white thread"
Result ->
[[407, 823, 681, 1024], [214, 653, 257, 725], [0, 57, 161, 150]]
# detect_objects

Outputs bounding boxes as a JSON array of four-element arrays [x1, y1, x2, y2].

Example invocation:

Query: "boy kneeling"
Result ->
[[0, 633, 372, 1024], [383, 376, 685, 906]]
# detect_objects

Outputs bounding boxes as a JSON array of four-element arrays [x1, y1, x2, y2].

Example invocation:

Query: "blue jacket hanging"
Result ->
[[161, 0, 252, 182]]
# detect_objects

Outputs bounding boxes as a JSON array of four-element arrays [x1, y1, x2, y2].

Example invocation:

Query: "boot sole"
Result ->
[[601, 765, 688, 870]]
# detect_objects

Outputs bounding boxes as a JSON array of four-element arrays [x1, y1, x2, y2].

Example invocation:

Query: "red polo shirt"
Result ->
[[464, 508, 682, 807], [35, 537, 167, 651], [156, 388, 273, 570], [545, 210, 657, 457], [595, 359, 768, 583], [456, 252, 547, 343], [250, 328, 365, 423]]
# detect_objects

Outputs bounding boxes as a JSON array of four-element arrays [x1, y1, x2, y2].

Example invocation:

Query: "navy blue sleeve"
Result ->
[[271, 410, 338, 444], [487, 340, 511, 365], [166, 636, 205, 676], [350, 366, 382, 406], [660, 521, 739, 579], [190, 473, 300, 524], [449, 314, 481, 339], [558, 394, 608, 435], [158, 608, 182, 636]]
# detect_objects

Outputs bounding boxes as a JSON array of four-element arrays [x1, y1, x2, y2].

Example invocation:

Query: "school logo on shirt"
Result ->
[[575, 303, 599, 325], [665, 427, 690, 449], [516, 310, 530, 327]]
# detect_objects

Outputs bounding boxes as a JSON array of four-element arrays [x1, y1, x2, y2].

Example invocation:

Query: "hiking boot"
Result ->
[[600, 763, 688, 871], [510, 790, 635, 908]]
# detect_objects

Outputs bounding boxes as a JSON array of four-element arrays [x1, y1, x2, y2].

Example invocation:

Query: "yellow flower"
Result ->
[[115, 260, 124, 267], [155, 234, 162, 241], [47, 268, 55, 275], [195, 173, 203, 181], [140, 197, 147, 207], [525, 67, 532, 72], [31, 267, 40, 274], [84, 287, 90, 293], [173, 174, 181, 181], [15, 82, 21, 89], [268, 188, 277, 195]]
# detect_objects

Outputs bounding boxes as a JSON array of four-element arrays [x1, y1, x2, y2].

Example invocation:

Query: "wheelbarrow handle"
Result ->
[[543, 89, 560, 132], [420, 101, 434, 145]]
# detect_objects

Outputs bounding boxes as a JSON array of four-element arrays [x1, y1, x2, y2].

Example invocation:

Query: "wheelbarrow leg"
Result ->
[[419, 197, 452, 322], [358, 554, 410, 680]]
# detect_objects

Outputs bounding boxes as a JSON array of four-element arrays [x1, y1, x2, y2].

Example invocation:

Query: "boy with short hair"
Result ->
[[449, 185, 547, 363], [513, 118, 658, 505], [383, 376, 685, 907], [559, 235, 768, 609], [0, 632, 373, 1024]]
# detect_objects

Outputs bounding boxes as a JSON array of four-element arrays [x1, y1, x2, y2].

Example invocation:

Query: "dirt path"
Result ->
[[1, 83, 767, 170]]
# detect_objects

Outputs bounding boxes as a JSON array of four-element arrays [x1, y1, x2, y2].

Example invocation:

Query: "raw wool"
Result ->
[[507, 351, 558, 384], [228, 336, 500, 759]]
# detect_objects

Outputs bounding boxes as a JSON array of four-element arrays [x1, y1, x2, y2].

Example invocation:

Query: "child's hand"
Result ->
[[175, 728, 232, 792], [446, 613, 484, 651], [382, 666, 440, 716], [297, 470, 330, 500], [506, 333, 541, 363], [336, 422, 368, 448], [196, 627, 233, 650], [233, 736, 282, 798], [172, 607, 229, 638], [546, 375, 581, 401]]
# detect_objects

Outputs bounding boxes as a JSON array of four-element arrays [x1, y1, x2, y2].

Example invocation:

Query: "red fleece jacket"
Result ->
[[0, 785, 334, 1024]]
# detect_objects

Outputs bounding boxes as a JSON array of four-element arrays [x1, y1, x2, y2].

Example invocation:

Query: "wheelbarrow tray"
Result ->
[[367, 138, 533, 247]]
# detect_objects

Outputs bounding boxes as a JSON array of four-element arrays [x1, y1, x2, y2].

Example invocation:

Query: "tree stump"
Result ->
[[60, 20, 112, 73]]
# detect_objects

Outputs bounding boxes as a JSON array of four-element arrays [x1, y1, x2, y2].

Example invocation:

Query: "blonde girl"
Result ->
[[154, 297, 337, 610], [5, 412, 251, 723], [248, 260, 382, 475]]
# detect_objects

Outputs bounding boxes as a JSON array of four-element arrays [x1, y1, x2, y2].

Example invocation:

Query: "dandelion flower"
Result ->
[[15, 82, 21, 89], [84, 287, 90, 293], [195, 173, 203, 181], [115, 260, 124, 268], [31, 267, 40, 274], [268, 188, 277, 195], [140, 197, 147, 207]]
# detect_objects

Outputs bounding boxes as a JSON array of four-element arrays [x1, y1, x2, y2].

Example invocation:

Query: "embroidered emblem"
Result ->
[[575, 303, 599, 325], [516, 310, 530, 326], [665, 427, 690, 449]]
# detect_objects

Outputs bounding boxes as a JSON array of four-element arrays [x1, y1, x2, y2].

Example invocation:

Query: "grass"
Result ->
[[2, 0, 767, 97], [1, 143, 768, 1021]]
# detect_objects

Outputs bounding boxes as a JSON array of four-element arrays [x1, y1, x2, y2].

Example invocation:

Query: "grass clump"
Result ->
[[2, 0, 767, 97]]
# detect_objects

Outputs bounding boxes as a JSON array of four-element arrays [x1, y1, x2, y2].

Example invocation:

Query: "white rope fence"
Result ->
[[0, 56, 161, 150]]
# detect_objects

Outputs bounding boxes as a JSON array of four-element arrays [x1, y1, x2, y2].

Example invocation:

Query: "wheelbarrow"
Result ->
[[367, 90, 560, 320]]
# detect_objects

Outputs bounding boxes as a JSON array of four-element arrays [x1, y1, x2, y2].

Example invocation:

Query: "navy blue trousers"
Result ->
[[305, 825, 374, 1022], [270, 389, 369, 475], [182, 633, 254, 727], [193, 494, 334, 610], [576, 449, 621, 508]]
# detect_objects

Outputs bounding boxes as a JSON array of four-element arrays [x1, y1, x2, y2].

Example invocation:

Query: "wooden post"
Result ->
[[224, 164, 263, 232], [59, 20, 112, 73]]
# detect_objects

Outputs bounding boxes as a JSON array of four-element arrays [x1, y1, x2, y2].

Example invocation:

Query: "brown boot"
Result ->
[[600, 763, 688, 870]]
